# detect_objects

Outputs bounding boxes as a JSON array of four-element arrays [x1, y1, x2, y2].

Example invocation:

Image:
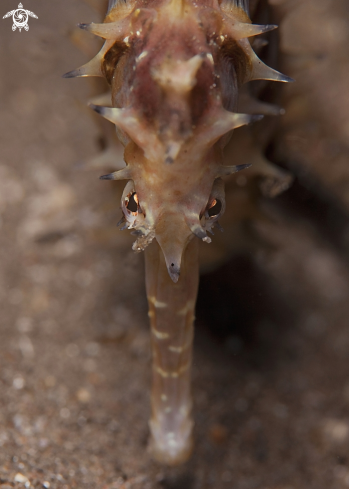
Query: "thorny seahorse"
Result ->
[[64, 0, 292, 466]]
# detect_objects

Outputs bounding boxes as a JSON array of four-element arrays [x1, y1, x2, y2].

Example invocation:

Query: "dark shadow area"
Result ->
[[160, 472, 195, 489], [196, 252, 296, 370], [196, 150, 349, 368], [272, 171, 349, 258]]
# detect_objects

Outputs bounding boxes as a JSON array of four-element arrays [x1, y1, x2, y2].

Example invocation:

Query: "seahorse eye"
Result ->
[[126, 192, 139, 214], [121, 182, 143, 229], [207, 199, 222, 218]]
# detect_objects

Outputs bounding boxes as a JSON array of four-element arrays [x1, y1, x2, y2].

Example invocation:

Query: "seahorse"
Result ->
[[64, 0, 292, 465]]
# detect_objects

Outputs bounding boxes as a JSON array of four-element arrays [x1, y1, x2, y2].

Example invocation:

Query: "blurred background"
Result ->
[[1, 0, 349, 488]]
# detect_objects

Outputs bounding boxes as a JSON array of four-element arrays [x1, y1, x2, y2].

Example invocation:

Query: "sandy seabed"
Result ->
[[1, 0, 349, 488]]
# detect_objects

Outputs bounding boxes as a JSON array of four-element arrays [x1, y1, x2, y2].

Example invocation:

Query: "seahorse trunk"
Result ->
[[145, 238, 199, 466]]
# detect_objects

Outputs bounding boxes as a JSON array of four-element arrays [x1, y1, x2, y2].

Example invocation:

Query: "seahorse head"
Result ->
[[65, 0, 291, 281]]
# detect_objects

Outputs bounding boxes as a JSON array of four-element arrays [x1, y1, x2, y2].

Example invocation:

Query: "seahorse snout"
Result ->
[[155, 213, 193, 283]]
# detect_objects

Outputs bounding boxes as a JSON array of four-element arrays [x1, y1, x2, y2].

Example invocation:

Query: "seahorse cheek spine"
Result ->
[[65, 0, 292, 466]]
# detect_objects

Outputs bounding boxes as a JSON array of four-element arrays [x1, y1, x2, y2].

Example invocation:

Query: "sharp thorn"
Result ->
[[240, 40, 294, 83], [236, 163, 252, 172], [230, 23, 278, 41], [215, 222, 224, 233], [99, 173, 114, 180], [77, 21, 127, 40], [99, 166, 131, 181], [249, 115, 264, 124], [62, 59, 102, 79], [62, 70, 80, 79], [89, 103, 103, 115], [218, 163, 252, 176], [117, 216, 125, 227], [201, 112, 263, 145], [89, 104, 163, 162]]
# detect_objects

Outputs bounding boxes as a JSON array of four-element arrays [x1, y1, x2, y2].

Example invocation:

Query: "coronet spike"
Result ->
[[90, 104, 162, 161], [200, 112, 263, 146], [216, 112, 263, 135], [218, 163, 252, 176], [99, 167, 132, 180], [63, 51, 104, 78], [240, 40, 294, 83], [78, 21, 126, 40], [251, 58, 294, 83], [89, 103, 119, 119], [228, 23, 277, 41]]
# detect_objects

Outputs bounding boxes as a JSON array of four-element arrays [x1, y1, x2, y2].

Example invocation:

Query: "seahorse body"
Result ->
[[65, 0, 291, 465]]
